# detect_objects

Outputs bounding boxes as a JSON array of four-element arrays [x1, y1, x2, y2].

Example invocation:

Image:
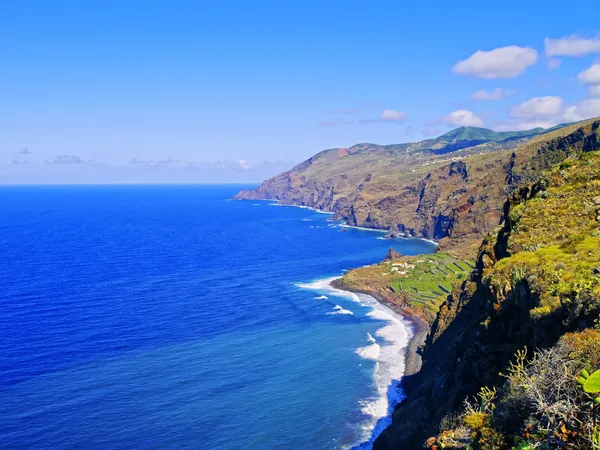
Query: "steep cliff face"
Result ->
[[236, 121, 599, 258], [373, 130, 600, 449]]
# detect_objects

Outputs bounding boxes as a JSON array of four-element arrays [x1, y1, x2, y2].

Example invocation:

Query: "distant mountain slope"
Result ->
[[235, 121, 596, 258]]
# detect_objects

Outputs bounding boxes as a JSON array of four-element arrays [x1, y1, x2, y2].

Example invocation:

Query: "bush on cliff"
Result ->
[[427, 330, 600, 449]]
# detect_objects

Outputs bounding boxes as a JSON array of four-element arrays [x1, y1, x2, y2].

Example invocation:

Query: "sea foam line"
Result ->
[[260, 200, 440, 246], [267, 202, 335, 215], [296, 276, 413, 448], [338, 224, 387, 233]]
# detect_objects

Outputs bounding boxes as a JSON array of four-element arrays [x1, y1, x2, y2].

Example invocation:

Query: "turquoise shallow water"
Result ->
[[0, 185, 435, 449]]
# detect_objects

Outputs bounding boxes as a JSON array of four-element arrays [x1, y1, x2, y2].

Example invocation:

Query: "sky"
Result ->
[[2, 0, 600, 183]]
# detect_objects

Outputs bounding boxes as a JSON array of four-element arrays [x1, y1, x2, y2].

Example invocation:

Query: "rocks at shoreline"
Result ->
[[383, 248, 403, 261]]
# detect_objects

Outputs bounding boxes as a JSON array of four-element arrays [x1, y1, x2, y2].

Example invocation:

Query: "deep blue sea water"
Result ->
[[0, 185, 435, 449]]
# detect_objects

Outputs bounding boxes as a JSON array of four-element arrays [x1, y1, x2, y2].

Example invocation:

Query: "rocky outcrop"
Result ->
[[449, 160, 468, 180], [383, 248, 403, 261]]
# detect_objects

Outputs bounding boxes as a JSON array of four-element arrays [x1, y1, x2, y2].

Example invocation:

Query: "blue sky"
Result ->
[[2, 0, 600, 183]]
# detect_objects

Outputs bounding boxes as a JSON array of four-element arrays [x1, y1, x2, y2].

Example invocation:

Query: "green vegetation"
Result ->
[[427, 331, 600, 449], [372, 128, 600, 449], [423, 150, 600, 449], [488, 150, 600, 320], [434, 126, 554, 145], [337, 252, 473, 323]]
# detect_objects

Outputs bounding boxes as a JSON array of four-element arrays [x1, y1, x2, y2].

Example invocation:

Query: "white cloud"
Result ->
[[589, 85, 600, 97], [239, 159, 251, 170], [502, 96, 600, 130], [452, 46, 538, 79], [441, 110, 484, 127], [509, 96, 563, 118], [544, 35, 600, 57], [379, 109, 408, 121], [494, 121, 558, 132], [546, 58, 562, 70], [561, 99, 600, 122], [578, 63, 600, 84], [470, 88, 515, 101]]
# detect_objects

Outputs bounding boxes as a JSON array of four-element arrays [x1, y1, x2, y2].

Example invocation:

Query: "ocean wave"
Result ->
[[353, 304, 413, 449], [313, 295, 327, 300], [294, 276, 340, 291], [355, 342, 380, 360], [338, 224, 387, 233], [296, 277, 364, 305], [328, 305, 354, 316], [268, 203, 334, 214], [296, 275, 412, 448]]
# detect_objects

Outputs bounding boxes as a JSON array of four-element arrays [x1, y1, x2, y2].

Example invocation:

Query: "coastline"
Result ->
[[240, 197, 440, 247], [329, 279, 429, 378], [265, 197, 432, 375]]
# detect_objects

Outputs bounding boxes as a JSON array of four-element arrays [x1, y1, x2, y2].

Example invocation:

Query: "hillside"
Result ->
[[335, 252, 474, 324], [235, 122, 588, 258], [373, 122, 600, 449]]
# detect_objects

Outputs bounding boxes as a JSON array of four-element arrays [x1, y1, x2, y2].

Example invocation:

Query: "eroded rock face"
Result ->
[[236, 120, 600, 259], [449, 160, 468, 180], [383, 248, 403, 262]]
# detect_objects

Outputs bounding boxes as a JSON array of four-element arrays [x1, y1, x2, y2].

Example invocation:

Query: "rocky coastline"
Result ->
[[330, 279, 429, 378]]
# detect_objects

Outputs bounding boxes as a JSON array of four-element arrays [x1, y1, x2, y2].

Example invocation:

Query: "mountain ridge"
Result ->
[[235, 120, 590, 258]]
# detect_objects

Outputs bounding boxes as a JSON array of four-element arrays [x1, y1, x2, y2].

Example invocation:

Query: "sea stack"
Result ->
[[383, 248, 403, 262]]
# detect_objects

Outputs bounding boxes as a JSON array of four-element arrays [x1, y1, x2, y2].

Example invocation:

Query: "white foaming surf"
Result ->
[[338, 224, 387, 233], [328, 305, 354, 316], [296, 276, 414, 449], [268, 202, 335, 215], [296, 277, 365, 306], [353, 304, 413, 449], [314, 295, 327, 300], [356, 341, 380, 360]]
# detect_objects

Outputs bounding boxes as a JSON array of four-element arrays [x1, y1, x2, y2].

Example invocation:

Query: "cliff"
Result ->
[[235, 121, 594, 259], [372, 121, 600, 449]]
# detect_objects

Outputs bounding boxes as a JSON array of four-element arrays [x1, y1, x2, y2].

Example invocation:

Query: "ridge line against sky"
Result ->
[[2, 0, 600, 183]]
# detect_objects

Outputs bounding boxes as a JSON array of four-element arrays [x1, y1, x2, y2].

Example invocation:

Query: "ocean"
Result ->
[[0, 185, 436, 449]]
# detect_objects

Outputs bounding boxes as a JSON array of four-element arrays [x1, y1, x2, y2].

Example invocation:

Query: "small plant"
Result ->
[[462, 387, 502, 449], [577, 369, 600, 449]]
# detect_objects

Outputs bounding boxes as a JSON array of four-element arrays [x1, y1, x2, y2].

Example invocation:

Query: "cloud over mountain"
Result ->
[[379, 109, 408, 121], [441, 110, 484, 127], [509, 96, 564, 118]]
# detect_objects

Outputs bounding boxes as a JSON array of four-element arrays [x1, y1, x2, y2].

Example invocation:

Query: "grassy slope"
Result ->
[[337, 252, 475, 324]]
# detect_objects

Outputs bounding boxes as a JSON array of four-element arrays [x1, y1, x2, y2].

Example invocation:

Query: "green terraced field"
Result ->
[[338, 251, 474, 323]]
